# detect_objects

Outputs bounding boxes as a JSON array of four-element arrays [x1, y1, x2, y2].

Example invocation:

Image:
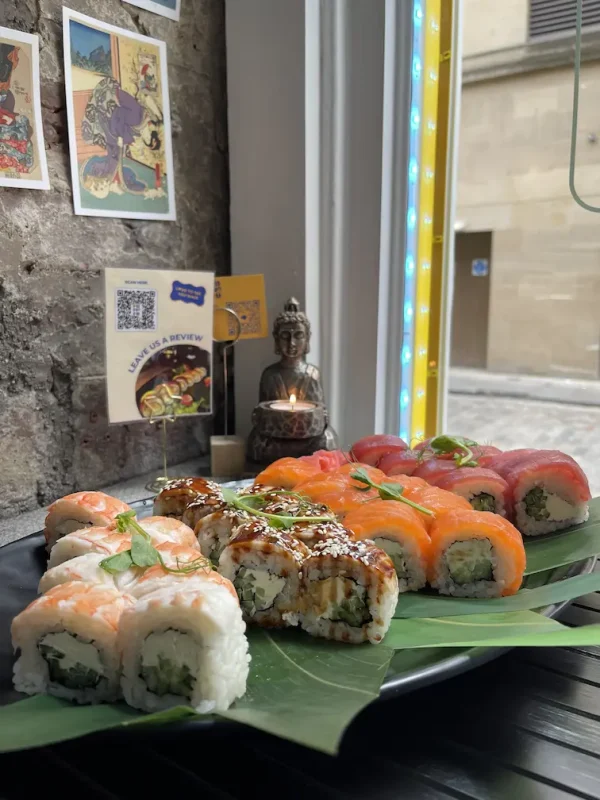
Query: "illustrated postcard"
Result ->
[[123, 0, 181, 22]]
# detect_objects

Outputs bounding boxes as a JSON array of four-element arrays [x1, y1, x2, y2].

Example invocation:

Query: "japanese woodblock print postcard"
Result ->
[[123, 0, 181, 22], [0, 27, 49, 190], [63, 8, 176, 220]]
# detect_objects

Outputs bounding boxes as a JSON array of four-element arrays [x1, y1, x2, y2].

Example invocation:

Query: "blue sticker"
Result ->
[[471, 258, 489, 277], [170, 281, 206, 306]]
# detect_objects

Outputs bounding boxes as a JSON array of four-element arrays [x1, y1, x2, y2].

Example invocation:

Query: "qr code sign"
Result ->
[[226, 300, 261, 336], [116, 288, 157, 331]]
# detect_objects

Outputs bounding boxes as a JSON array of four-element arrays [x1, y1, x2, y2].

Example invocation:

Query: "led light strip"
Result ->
[[398, 0, 425, 443], [410, 0, 441, 443]]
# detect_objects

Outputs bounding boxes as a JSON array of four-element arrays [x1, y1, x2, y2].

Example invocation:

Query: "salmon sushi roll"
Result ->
[[44, 491, 131, 550], [433, 467, 512, 517], [383, 474, 428, 492], [298, 482, 378, 520], [296, 536, 398, 644], [39, 553, 120, 594], [344, 501, 431, 592], [219, 519, 309, 627], [48, 527, 131, 569], [350, 435, 408, 466], [12, 582, 134, 703], [154, 477, 223, 520], [254, 457, 322, 490], [428, 509, 526, 598]]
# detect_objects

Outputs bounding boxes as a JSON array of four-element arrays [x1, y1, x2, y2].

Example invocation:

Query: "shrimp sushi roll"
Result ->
[[344, 501, 431, 592], [138, 516, 199, 549], [39, 553, 120, 594], [119, 577, 249, 714], [428, 509, 526, 598], [433, 467, 512, 517], [48, 527, 131, 569], [254, 457, 322, 490], [154, 477, 223, 520], [296, 537, 398, 644], [219, 519, 309, 627], [44, 491, 131, 550], [12, 582, 134, 704], [505, 451, 591, 535], [350, 434, 408, 466], [117, 543, 211, 598]]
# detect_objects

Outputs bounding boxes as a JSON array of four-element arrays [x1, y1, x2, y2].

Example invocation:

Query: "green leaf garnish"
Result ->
[[130, 532, 160, 568], [427, 435, 479, 468], [221, 486, 335, 530], [350, 468, 434, 516], [99, 550, 134, 574]]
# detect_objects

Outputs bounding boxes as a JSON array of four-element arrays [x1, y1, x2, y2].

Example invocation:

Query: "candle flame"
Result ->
[[289, 393, 297, 406]]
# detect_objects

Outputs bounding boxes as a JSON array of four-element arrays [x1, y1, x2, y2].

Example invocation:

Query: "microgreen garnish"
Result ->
[[423, 435, 479, 468], [221, 487, 336, 530], [349, 468, 434, 516], [100, 512, 210, 575]]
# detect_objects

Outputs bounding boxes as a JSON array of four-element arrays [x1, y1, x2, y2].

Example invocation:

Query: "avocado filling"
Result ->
[[470, 492, 496, 513], [140, 629, 198, 698], [234, 565, 286, 617], [373, 537, 407, 579], [445, 538, 494, 585], [39, 631, 104, 690], [310, 577, 372, 628], [524, 486, 550, 521]]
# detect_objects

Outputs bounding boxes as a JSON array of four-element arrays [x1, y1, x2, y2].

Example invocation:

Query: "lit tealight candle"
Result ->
[[270, 393, 316, 412]]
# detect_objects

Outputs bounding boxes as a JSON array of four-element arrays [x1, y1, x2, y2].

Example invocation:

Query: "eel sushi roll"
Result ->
[[219, 519, 309, 627], [181, 484, 228, 532], [48, 527, 131, 569], [39, 553, 119, 594], [119, 577, 249, 714], [12, 582, 134, 703], [433, 467, 512, 517], [504, 451, 591, 535], [254, 457, 322, 490], [154, 477, 223, 520], [297, 536, 398, 644], [195, 507, 251, 564], [117, 543, 211, 598], [344, 501, 431, 592], [138, 516, 199, 549], [428, 509, 526, 598], [44, 491, 131, 550]]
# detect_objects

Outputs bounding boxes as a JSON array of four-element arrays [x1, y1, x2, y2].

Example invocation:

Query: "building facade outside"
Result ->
[[454, 0, 600, 380]]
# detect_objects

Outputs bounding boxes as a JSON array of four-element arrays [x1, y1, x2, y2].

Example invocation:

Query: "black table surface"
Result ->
[[2, 566, 599, 800]]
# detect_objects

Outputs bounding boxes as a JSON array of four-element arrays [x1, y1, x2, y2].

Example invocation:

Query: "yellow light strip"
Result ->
[[411, 0, 441, 443], [426, 0, 453, 437]]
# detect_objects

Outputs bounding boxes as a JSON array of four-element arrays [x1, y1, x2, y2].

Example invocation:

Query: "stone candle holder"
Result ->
[[247, 400, 335, 464]]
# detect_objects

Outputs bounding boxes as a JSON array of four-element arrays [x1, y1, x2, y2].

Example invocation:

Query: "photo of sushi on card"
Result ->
[[135, 344, 211, 419]]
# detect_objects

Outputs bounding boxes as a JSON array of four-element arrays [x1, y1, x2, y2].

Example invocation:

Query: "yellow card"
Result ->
[[214, 274, 268, 341]]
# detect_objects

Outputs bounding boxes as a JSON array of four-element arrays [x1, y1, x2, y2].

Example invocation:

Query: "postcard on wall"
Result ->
[[214, 274, 268, 341], [123, 0, 181, 22], [0, 27, 49, 190], [63, 8, 176, 220], [105, 268, 214, 424]]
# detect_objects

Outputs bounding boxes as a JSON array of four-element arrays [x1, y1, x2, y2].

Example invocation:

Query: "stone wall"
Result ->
[[0, 0, 229, 518]]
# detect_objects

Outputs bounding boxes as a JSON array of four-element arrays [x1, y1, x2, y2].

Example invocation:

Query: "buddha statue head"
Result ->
[[273, 297, 311, 364]]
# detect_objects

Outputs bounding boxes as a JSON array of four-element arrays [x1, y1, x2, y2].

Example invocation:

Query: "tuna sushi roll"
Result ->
[[428, 509, 526, 598], [44, 491, 131, 550], [154, 477, 223, 520], [39, 553, 120, 594], [12, 582, 134, 703], [433, 467, 512, 517], [219, 519, 309, 627], [505, 452, 591, 535], [254, 457, 322, 490], [344, 501, 431, 592], [119, 578, 249, 714], [482, 449, 539, 477], [350, 434, 408, 466], [296, 536, 398, 644], [48, 527, 131, 569], [412, 458, 459, 482], [378, 449, 421, 476]]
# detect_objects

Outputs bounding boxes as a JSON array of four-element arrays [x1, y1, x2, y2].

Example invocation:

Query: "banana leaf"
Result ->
[[524, 497, 600, 574], [394, 570, 600, 619], [0, 629, 393, 756]]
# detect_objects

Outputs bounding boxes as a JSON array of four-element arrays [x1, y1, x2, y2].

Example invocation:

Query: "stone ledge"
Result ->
[[450, 367, 600, 406]]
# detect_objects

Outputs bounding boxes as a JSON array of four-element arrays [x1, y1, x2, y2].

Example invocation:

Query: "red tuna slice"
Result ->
[[412, 459, 460, 482], [434, 467, 513, 518], [350, 434, 408, 466], [379, 449, 420, 476], [298, 449, 348, 471], [415, 438, 502, 463], [505, 452, 591, 503], [483, 449, 540, 478]]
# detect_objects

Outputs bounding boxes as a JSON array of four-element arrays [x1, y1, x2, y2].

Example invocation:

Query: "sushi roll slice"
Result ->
[[12, 582, 134, 704], [290, 520, 351, 549], [117, 542, 211, 598], [350, 434, 408, 466], [344, 501, 431, 592], [219, 519, 309, 627], [154, 477, 223, 520], [195, 507, 251, 564], [48, 527, 131, 569], [378, 449, 421, 476], [399, 485, 472, 531], [296, 536, 398, 644], [139, 392, 166, 418], [119, 577, 249, 714], [428, 509, 526, 598], [39, 553, 119, 594], [433, 467, 512, 517], [505, 452, 591, 535], [254, 457, 322, 490], [44, 491, 131, 550], [181, 484, 228, 531], [412, 458, 459, 482], [138, 516, 199, 549]]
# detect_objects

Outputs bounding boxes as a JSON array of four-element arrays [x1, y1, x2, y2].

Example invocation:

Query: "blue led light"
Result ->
[[410, 107, 420, 130], [407, 208, 416, 229], [400, 390, 410, 409], [409, 158, 419, 183], [405, 255, 415, 276], [404, 302, 413, 323], [402, 345, 412, 366], [414, 3, 423, 25], [412, 56, 422, 81]]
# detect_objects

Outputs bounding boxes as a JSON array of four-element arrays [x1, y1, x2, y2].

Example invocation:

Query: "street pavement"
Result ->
[[447, 393, 600, 496]]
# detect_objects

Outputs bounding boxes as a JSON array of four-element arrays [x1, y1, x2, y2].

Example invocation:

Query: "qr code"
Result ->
[[116, 288, 157, 331], [226, 300, 261, 336]]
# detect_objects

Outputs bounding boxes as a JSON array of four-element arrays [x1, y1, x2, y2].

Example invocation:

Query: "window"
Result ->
[[529, 0, 600, 39]]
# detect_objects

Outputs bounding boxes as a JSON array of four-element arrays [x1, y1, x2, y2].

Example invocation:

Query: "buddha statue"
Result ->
[[247, 298, 338, 464]]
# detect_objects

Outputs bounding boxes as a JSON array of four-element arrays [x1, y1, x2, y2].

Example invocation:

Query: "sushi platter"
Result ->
[[1, 435, 600, 754]]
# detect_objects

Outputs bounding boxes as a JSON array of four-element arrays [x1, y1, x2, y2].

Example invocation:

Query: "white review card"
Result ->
[[104, 268, 214, 423]]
